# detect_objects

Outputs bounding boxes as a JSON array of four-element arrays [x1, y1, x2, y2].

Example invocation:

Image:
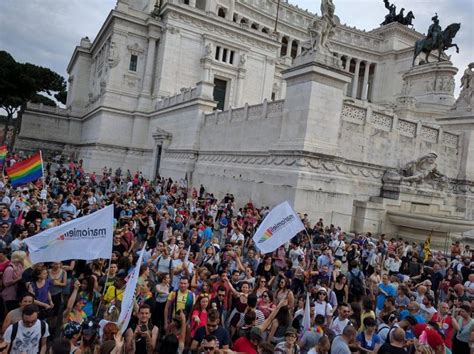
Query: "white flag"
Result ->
[[118, 244, 146, 333], [301, 292, 311, 333], [252, 201, 304, 254], [25, 205, 114, 264]]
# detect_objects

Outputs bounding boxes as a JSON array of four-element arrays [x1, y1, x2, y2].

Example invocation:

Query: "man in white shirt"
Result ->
[[331, 234, 346, 261], [419, 294, 437, 322], [4, 304, 49, 354], [329, 303, 351, 336]]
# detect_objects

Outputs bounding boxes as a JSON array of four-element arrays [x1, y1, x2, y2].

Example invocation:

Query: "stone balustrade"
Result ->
[[340, 102, 459, 148], [155, 86, 198, 110], [203, 99, 284, 125], [26, 102, 70, 116]]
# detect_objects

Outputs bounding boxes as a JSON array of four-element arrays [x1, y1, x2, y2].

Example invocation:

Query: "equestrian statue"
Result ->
[[412, 14, 460, 66]]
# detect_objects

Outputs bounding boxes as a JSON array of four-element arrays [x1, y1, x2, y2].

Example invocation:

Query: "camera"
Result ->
[[140, 324, 147, 332]]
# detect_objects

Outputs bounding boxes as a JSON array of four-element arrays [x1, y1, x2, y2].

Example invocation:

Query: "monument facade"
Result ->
[[16, 0, 474, 248]]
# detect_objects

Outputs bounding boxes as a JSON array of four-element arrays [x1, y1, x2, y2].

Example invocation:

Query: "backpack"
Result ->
[[349, 270, 364, 295], [8, 320, 47, 354]]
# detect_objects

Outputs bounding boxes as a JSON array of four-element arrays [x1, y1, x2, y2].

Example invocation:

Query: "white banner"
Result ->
[[302, 292, 311, 333], [25, 205, 114, 264], [118, 244, 146, 333], [252, 201, 305, 254]]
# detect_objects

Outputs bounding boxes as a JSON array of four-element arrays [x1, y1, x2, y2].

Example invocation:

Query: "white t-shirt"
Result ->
[[420, 304, 437, 322], [330, 317, 351, 336], [4, 320, 49, 354], [314, 301, 333, 318], [331, 240, 345, 257]]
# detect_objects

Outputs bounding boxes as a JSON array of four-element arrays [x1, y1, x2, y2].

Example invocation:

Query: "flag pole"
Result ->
[[39, 150, 45, 189], [273, 0, 281, 33], [95, 256, 113, 317]]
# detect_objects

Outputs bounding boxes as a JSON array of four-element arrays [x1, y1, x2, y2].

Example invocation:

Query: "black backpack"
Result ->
[[8, 320, 47, 354], [349, 270, 364, 295]]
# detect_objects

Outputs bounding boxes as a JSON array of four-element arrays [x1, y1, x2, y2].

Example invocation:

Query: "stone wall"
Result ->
[[199, 99, 284, 152], [339, 101, 461, 178], [16, 103, 82, 155]]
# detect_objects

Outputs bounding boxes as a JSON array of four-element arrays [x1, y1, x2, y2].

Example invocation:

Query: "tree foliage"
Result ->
[[0, 50, 68, 146]]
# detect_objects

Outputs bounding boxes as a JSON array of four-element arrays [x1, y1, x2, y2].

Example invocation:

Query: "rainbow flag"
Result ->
[[0, 145, 7, 170], [6, 152, 43, 188]]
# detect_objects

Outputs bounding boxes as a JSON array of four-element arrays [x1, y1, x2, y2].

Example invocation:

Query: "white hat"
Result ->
[[318, 287, 327, 293]]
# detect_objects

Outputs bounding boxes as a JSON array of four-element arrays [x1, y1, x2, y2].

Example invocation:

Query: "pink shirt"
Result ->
[[1, 263, 24, 301]]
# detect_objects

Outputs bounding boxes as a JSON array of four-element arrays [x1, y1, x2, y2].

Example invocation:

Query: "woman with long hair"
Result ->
[[78, 275, 99, 318], [274, 277, 294, 309], [48, 261, 67, 331], [360, 297, 376, 332], [189, 294, 209, 337], [452, 303, 474, 353], [333, 273, 349, 305], [154, 272, 170, 331], [1, 250, 25, 312], [267, 305, 292, 345], [256, 255, 277, 287], [356, 317, 382, 353], [254, 276, 269, 299], [28, 265, 54, 320], [258, 290, 277, 319]]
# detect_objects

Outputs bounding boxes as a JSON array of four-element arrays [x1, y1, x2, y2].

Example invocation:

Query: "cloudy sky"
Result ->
[[0, 0, 472, 96]]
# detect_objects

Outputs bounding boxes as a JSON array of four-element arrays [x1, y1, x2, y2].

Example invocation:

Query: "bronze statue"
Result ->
[[412, 15, 460, 66], [381, 0, 414, 26]]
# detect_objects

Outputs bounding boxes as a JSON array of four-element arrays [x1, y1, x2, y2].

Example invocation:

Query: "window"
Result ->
[[217, 8, 226, 18], [129, 54, 138, 72], [280, 37, 288, 57], [222, 48, 228, 62], [229, 51, 234, 65], [213, 78, 227, 110], [215, 46, 221, 60], [251, 23, 259, 30]]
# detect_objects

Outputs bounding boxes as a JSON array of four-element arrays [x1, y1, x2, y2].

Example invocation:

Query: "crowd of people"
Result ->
[[0, 160, 473, 354]]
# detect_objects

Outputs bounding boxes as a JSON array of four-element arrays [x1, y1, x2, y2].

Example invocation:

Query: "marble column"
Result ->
[[189, 0, 196, 7], [361, 61, 371, 100], [345, 57, 352, 72], [368, 64, 377, 101], [218, 46, 224, 61], [296, 42, 302, 56], [286, 37, 292, 57], [351, 59, 360, 99], [142, 37, 157, 95]]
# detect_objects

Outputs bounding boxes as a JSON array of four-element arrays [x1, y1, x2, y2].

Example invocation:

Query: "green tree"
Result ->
[[0, 50, 67, 148]]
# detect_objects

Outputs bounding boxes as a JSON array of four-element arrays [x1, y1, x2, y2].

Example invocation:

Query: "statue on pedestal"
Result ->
[[381, 0, 415, 27], [412, 14, 460, 66], [453, 63, 474, 111], [319, 0, 336, 49], [460, 63, 474, 91], [305, 0, 336, 54]]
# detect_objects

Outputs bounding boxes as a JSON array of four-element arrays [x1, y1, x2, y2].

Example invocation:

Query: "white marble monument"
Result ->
[[16, 0, 474, 247]]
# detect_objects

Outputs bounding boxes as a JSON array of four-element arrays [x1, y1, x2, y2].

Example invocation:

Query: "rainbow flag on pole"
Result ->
[[6, 152, 43, 188], [0, 145, 7, 170]]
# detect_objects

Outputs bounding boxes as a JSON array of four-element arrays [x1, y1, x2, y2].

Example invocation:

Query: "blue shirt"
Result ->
[[356, 332, 381, 351], [376, 283, 396, 310]]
